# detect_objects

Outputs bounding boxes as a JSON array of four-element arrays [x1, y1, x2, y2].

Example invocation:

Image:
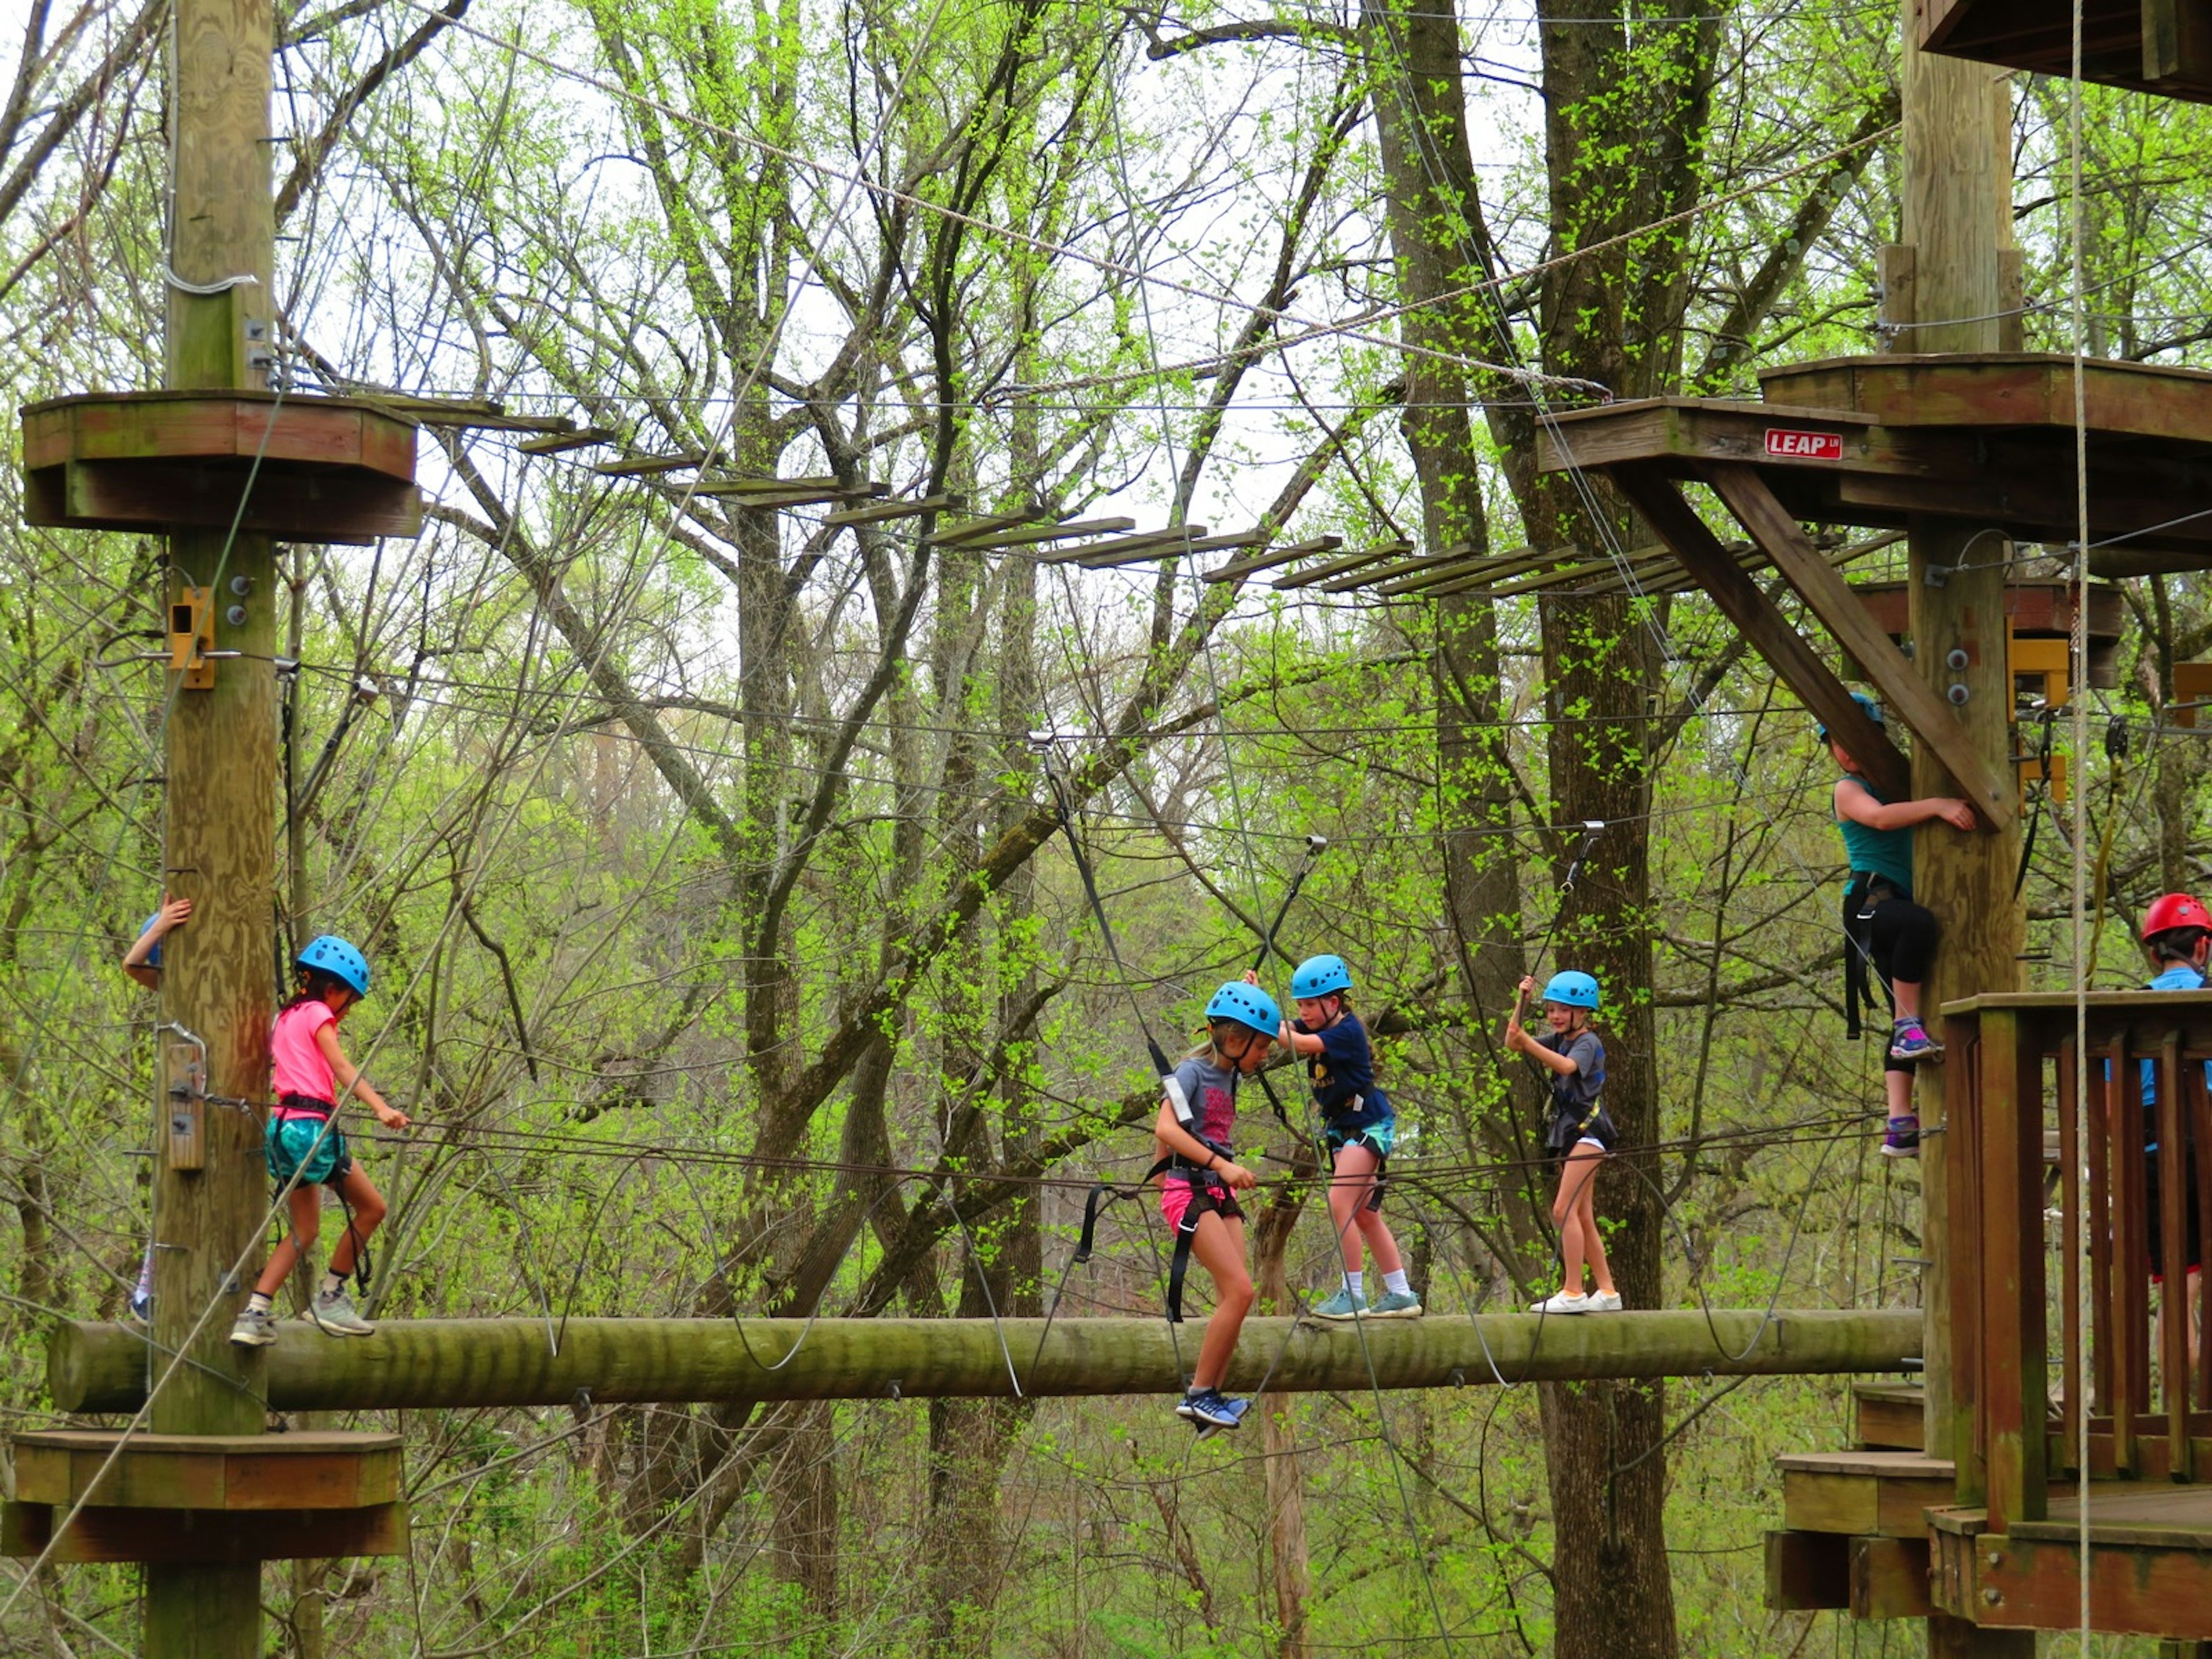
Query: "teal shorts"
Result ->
[[1324, 1117, 1395, 1158], [266, 1115, 351, 1190]]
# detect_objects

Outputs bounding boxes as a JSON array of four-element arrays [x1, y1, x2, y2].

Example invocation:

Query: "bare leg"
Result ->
[[323, 1167, 387, 1279], [1886, 1068, 1915, 1123], [1187, 1214, 1253, 1391], [1329, 1143, 1402, 1277], [253, 1185, 324, 1298], [1892, 981, 1922, 1020], [1552, 1145, 1610, 1295]]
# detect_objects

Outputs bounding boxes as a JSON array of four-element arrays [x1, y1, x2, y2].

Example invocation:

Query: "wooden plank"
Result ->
[[592, 453, 715, 477], [1068, 529, 1267, 569], [1761, 353, 2212, 444], [944, 516, 1135, 550], [8, 1431, 403, 1510], [2110, 1031, 2143, 1471], [515, 426, 612, 455], [2158, 1031, 2194, 1476], [0, 1501, 408, 1565], [927, 510, 1055, 547], [1971, 1531, 2212, 1638], [1854, 1381, 1927, 1450], [1764, 1529, 1849, 1611], [1032, 525, 1203, 565], [1707, 460, 2016, 830], [1201, 533, 1343, 584], [38, 457, 421, 542], [2059, 1037, 2084, 1468], [1317, 544, 1478, 593], [2193, 1063, 2212, 1412], [1271, 540, 1414, 589], [1976, 1006, 2048, 1528], [821, 492, 963, 527], [1612, 464, 1912, 802], [1778, 1452, 1955, 1537], [1851, 1534, 1934, 1619]]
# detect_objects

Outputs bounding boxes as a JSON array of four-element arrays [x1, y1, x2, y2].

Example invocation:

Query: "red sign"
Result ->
[[1764, 427, 1844, 461]]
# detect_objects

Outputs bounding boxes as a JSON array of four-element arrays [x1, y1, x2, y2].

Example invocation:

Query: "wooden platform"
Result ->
[[20, 391, 422, 542], [1, 1429, 408, 1565], [1929, 1485, 2212, 1639], [1853, 1380, 1927, 1451], [1918, 0, 2212, 103]]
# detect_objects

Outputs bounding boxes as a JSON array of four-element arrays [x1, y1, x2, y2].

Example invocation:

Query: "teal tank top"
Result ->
[[1836, 777, 1913, 896]]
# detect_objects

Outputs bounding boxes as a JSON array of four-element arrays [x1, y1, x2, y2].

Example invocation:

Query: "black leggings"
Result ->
[[1867, 896, 1940, 1075]]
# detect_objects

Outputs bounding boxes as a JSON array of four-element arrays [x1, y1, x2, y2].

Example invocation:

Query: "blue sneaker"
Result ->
[[1369, 1289, 1423, 1319], [1309, 1286, 1369, 1321], [1887, 1020, 1942, 1063], [1882, 1114, 1921, 1158], [1176, 1390, 1247, 1435]]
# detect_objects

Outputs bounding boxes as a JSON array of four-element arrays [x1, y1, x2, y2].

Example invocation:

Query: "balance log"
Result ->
[[50, 1309, 1921, 1414]]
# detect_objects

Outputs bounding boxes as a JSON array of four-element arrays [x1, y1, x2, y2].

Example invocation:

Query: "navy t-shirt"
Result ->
[[1295, 1012, 1390, 1130]]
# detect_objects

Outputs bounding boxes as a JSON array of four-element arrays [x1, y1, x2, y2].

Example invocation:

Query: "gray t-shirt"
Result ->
[[1169, 1054, 1238, 1152], [1541, 1028, 1605, 1114]]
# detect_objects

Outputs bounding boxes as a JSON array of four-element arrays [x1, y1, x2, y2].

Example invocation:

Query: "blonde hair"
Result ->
[[1185, 1017, 1258, 1067]]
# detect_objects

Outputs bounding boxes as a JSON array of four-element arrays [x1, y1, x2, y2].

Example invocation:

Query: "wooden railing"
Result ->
[[1942, 991, 2212, 1531]]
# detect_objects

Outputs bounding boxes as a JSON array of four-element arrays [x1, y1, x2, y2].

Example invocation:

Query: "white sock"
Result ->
[[1382, 1269, 1411, 1296], [1344, 1271, 1364, 1297], [319, 1271, 344, 1298], [247, 1292, 273, 1315]]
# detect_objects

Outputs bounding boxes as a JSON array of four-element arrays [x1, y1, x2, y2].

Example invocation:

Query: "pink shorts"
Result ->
[[1160, 1176, 1244, 1234]]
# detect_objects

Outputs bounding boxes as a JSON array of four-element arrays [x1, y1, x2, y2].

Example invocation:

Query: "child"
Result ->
[[1276, 953, 1421, 1320], [1823, 692, 1977, 1158], [2138, 893, 2209, 1366], [1504, 971, 1620, 1315], [1156, 979, 1274, 1432], [120, 897, 191, 1318], [229, 935, 408, 1346]]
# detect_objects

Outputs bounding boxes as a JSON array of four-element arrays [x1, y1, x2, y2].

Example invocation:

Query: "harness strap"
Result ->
[[1164, 1169, 1230, 1324]]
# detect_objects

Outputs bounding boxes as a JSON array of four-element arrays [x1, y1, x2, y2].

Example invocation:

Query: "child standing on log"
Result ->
[[120, 897, 191, 1319], [1155, 979, 1275, 1433], [229, 935, 408, 1346], [1505, 971, 1620, 1315], [1277, 953, 1421, 1321], [1823, 692, 1978, 1158]]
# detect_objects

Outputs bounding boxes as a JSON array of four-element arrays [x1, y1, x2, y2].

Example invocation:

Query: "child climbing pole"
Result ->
[[1276, 953, 1421, 1321], [1505, 971, 1620, 1315], [1156, 979, 1275, 1433], [1824, 691, 1978, 1157], [2138, 892, 2209, 1366], [120, 897, 191, 1317], [230, 935, 409, 1346]]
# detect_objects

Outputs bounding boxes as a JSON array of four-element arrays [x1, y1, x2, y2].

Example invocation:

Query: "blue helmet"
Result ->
[[138, 912, 164, 969], [1541, 970, 1600, 1011], [1816, 691, 1881, 741], [1205, 980, 1281, 1037], [297, 934, 370, 998], [1290, 953, 1352, 999]]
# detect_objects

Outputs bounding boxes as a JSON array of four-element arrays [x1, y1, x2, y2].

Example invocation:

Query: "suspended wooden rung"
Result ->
[[1316, 542, 1476, 594], [1066, 528, 1267, 568], [949, 516, 1137, 551], [365, 395, 572, 433], [821, 492, 964, 527], [1033, 525, 1205, 566], [926, 509, 1054, 547], [516, 426, 614, 455], [687, 479, 887, 507], [1919, 0, 2212, 103], [1271, 540, 1412, 590], [1202, 533, 1343, 582]]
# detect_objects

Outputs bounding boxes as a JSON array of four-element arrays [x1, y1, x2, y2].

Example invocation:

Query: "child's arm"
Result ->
[[313, 1022, 410, 1128], [1276, 1020, 1324, 1057], [1152, 1099, 1255, 1191], [1834, 781, 1976, 834], [122, 896, 191, 987]]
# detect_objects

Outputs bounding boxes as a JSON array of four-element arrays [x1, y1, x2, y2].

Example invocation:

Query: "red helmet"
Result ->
[[2142, 893, 2212, 940]]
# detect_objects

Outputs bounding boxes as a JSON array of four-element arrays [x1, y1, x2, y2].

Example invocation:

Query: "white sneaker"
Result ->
[[1586, 1290, 1623, 1312], [1531, 1290, 1589, 1314]]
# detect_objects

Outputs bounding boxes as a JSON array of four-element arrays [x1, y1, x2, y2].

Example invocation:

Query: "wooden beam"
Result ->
[[1706, 461, 2016, 830], [1034, 525, 1207, 566], [948, 516, 1136, 550], [926, 510, 1052, 547], [1766, 1529, 1850, 1611], [1069, 529, 1267, 568], [821, 492, 963, 527], [1612, 465, 1912, 802], [47, 1308, 1925, 1414], [2, 1500, 407, 1566], [1271, 540, 1414, 590]]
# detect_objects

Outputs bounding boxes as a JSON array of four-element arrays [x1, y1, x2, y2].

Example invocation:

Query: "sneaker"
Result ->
[[1309, 1286, 1369, 1321], [1368, 1289, 1424, 1319], [305, 1288, 374, 1336], [127, 1289, 151, 1323], [1882, 1114, 1921, 1159], [1585, 1290, 1623, 1312], [1176, 1389, 1247, 1432], [229, 1306, 279, 1347], [1887, 1021, 1942, 1063], [1531, 1290, 1589, 1314]]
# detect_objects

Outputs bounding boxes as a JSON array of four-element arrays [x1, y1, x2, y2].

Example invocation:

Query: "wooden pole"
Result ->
[[148, 1, 277, 1655], [1897, 9, 2030, 1656], [50, 1309, 1926, 1414]]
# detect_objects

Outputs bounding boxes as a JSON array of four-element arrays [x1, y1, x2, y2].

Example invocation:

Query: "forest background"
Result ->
[[1, 0, 2208, 1654]]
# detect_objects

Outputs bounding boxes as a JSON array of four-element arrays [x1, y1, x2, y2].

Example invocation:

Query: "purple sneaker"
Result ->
[[1882, 1114, 1921, 1158], [1887, 1020, 1942, 1063]]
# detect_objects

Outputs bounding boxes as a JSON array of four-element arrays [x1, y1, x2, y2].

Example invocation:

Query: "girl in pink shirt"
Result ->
[[229, 935, 408, 1346]]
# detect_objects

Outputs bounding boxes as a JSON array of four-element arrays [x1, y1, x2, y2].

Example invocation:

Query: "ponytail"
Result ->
[[282, 966, 350, 1014]]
